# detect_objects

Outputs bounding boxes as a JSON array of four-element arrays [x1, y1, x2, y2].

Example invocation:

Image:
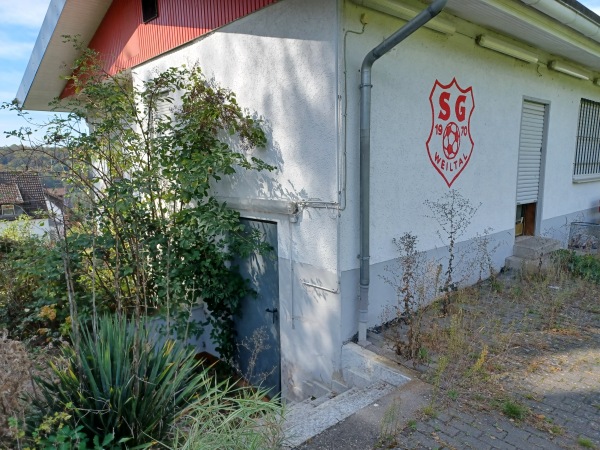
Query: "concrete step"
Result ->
[[341, 342, 411, 389], [283, 381, 396, 448], [513, 236, 562, 260], [505, 255, 542, 273], [284, 397, 318, 426], [504, 253, 559, 274], [301, 380, 332, 400], [283, 343, 412, 448]]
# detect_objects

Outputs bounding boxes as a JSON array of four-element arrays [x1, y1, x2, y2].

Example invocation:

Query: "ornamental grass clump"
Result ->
[[31, 314, 206, 448], [173, 379, 285, 450]]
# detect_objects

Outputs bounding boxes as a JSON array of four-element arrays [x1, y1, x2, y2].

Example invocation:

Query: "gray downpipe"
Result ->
[[358, 0, 448, 343]]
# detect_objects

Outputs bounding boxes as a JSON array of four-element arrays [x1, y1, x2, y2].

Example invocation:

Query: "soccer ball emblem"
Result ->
[[442, 122, 461, 160]]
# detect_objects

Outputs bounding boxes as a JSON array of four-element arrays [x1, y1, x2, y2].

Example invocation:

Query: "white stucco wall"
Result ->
[[0, 217, 52, 238], [133, 0, 343, 400], [129, 0, 600, 398], [340, 1, 600, 332]]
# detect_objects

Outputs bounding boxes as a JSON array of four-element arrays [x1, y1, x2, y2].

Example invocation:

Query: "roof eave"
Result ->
[[17, 0, 113, 112], [18, 0, 600, 112]]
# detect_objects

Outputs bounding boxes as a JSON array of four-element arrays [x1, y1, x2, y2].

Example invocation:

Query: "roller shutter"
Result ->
[[516, 101, 545, 205]]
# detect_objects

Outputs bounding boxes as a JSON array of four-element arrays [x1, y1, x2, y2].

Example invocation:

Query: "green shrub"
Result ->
[[173, 379, 284, 450], [502, 400, 527, 420], [554, 249, 600, 284], [30, 408, 123, 450], [0, 234, 70, 342], [31, 314, 206, 448], [577, 436, 595, 448]]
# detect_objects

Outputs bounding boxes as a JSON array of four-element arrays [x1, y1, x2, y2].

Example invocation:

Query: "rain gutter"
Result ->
[[521, 0, 600, 41], [357, 0, 448, 344]]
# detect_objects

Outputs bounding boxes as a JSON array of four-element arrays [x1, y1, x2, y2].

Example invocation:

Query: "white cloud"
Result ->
[[0, 37, 35, 61], [0, 90, 19, 102], [0, 0, 50, 29], [0, 70, 24, 85]]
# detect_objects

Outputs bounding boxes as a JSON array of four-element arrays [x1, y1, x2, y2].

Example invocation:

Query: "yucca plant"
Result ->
[[173, 377, 285, 450], [32, 314, 207, 448]]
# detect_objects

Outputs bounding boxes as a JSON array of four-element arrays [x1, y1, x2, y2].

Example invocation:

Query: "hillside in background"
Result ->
[[0, 145, 66, 189]]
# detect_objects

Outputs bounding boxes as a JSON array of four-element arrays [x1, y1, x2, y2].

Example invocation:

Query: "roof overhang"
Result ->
[[16, 0, 112, 111], [18, 0, 600, 112], [443, 0, 600, 71], [353, 0, 600, 71]]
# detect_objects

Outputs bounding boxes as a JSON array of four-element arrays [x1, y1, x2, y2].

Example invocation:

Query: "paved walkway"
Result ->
[[298, 273, 600, 449]]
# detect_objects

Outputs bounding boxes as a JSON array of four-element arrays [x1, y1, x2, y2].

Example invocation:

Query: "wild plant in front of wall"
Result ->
[[28, 314, 284, 449], [3, 39, 274, 361], [425, 189, 481, 315], [466, 226, 502, 293], [382, 232, 427, 363]]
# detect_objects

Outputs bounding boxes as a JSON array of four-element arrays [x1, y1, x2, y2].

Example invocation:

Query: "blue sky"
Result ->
[[584, 0, 600, 13], [0, 0, 54, 146], [1, 0, 600, 147]]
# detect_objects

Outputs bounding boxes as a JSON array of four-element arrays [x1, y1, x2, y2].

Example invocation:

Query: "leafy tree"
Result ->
[[3, 43, 274, 359]]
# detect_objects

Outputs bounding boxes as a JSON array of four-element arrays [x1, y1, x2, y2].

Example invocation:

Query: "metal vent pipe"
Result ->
[[358, 0, 448, 343]]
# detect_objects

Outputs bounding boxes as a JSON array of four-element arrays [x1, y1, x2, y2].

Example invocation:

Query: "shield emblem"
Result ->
[[426, 78, 475, 187]]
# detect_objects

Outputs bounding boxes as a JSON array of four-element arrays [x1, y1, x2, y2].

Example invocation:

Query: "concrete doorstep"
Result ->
[[283, 343, 420, 449], [505, 236, 563, 274]]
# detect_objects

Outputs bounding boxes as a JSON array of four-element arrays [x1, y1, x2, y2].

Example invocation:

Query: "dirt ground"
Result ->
[[369, 265, 600, 449]]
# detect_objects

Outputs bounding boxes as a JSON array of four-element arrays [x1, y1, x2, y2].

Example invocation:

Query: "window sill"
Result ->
[[573, 174, 600, 184]]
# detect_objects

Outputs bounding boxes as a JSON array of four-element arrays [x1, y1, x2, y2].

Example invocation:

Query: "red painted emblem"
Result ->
[[426, 78, 475, 187]]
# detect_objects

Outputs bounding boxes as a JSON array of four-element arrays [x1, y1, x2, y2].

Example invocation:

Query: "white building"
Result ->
[[18, 0, 600, 401], [0, 172, 55, 238]]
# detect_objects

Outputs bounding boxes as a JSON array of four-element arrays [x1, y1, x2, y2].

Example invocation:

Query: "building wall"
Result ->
[[98, 0, 600, 398], [340, 1, 600, 336], [0, 217, 52, 238], [133, 0, 341, 401], [61, 0, 277, 98], [83, 0, 276, 76]]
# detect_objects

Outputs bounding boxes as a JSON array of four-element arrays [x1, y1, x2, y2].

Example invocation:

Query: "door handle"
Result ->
[[265, 308, 278, 324]]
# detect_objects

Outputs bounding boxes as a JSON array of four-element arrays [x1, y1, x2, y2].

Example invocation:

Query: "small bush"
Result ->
[[577, 436, 595, 448], [502, 400, 527, 420], [0, 234, 73, 343], [31, 314, 206, 448], [554, 250, 600, 284]]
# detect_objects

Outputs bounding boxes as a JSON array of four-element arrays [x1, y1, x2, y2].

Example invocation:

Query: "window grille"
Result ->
[[149, 91, 172, 137], [574, 98, 600, 179]]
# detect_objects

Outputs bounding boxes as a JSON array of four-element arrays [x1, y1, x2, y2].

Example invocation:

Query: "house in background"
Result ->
[[17, 0, 600, 401], [0, 172, 53, 237]]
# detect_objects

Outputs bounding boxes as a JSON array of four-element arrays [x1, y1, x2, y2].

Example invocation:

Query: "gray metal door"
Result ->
[[234, 219, 281, 396]]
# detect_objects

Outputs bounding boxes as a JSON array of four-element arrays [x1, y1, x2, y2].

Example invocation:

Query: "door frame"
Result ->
[[235, 216, 282, 396], [516, 96, 550, 236]]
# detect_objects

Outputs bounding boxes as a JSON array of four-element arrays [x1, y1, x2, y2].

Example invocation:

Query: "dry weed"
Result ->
[[0, 332, 35, 442]]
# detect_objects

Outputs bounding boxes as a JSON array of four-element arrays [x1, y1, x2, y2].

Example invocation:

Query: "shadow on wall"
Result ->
[[278, 259, 342, 399], [207, 35, 337, 209], [219, 0, 332, 42]]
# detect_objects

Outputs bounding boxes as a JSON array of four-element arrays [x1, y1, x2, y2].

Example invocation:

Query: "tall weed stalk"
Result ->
[[425, 189, 480, 315]]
